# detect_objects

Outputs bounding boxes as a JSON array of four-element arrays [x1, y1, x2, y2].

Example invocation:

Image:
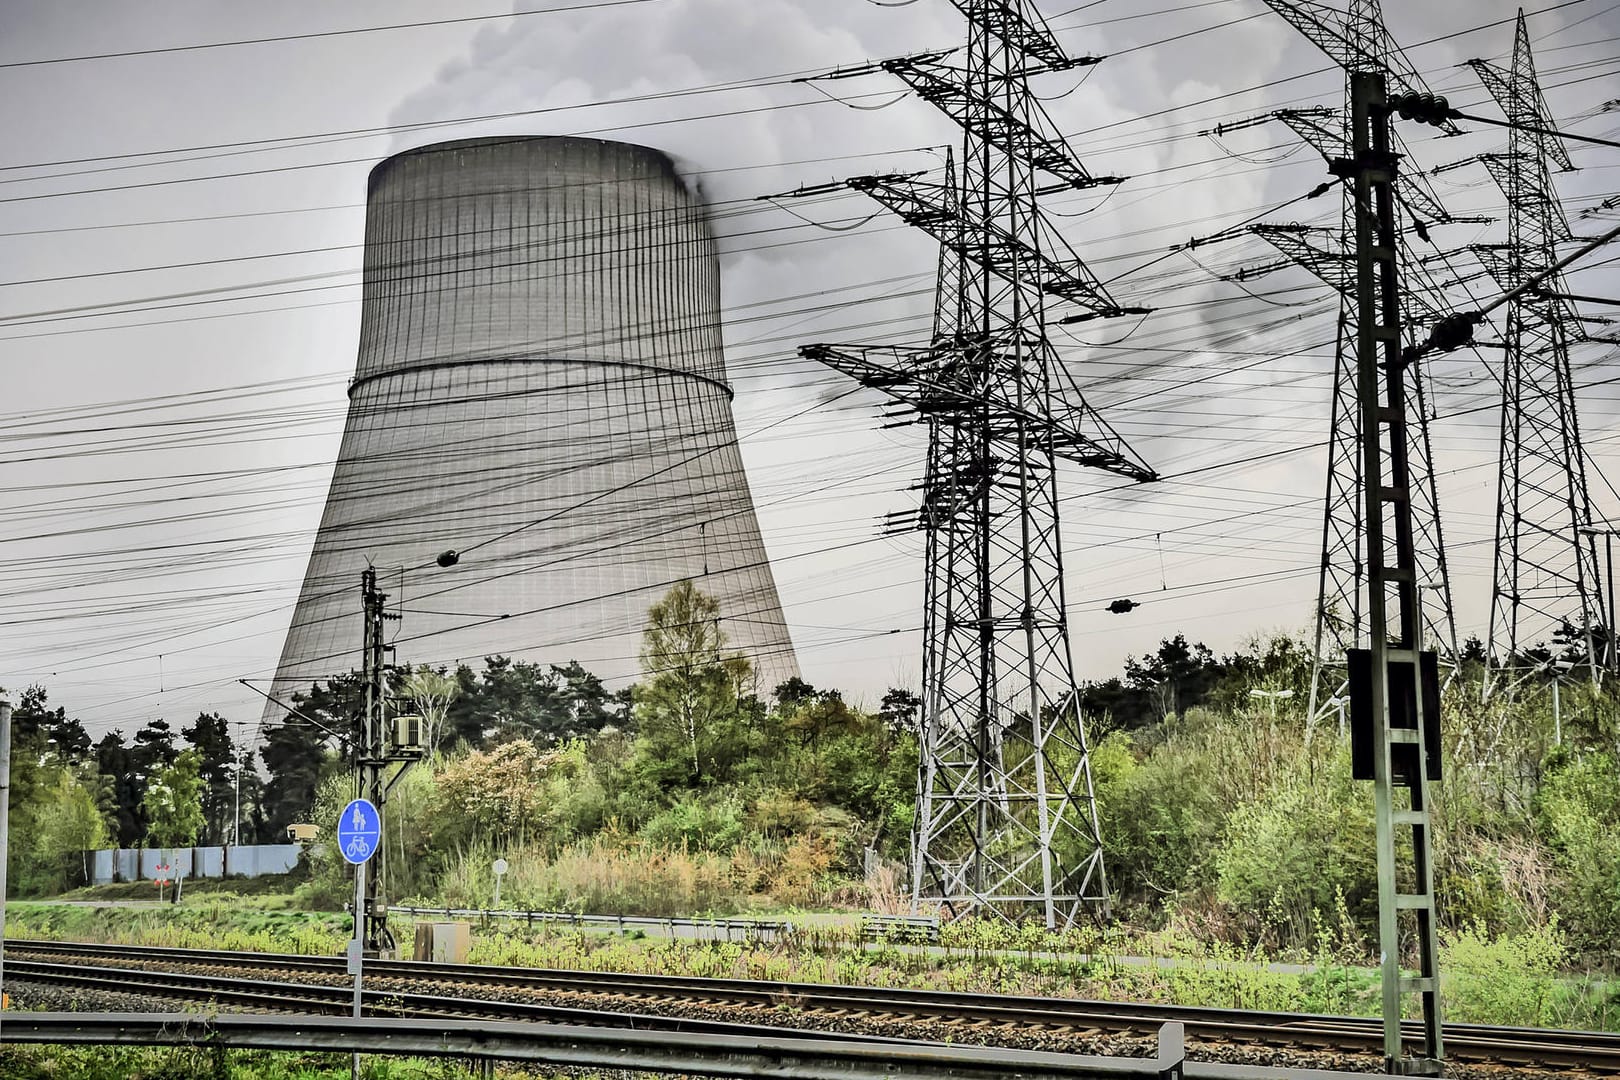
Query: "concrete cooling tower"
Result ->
[[266, 136, 799, 714]]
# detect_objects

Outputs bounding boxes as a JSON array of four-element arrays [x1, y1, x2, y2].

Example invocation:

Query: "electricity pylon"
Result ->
[[773, 1, 1155, 927], [1468, 12, 1608, 690], [1254, 0, 1462, 723]]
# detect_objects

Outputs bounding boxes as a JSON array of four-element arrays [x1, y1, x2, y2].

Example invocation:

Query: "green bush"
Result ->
[[1443, 920, 1566, 1026], [1093, 729, 1228, 908], [1535, 751, 1620, 954], [1214, 751, 1376, 948], [639, 794, 746, 852]]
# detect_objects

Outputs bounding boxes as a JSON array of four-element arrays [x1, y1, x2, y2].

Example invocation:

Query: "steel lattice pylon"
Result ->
[[1254, 0, 1461, 723], [776, 1, 1154, 927], [1469, 13, 1608, 690]]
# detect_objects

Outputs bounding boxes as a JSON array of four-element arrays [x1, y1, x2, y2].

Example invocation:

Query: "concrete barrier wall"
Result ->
[[87, 844, 302, 886], [224, 845, 301, 878]]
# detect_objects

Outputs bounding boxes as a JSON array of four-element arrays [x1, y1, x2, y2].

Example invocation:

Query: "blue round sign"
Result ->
[[337, 798, 381, 865]]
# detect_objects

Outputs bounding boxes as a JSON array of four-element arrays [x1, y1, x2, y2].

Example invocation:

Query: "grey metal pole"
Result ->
[[0, 696, 11, 1036], [1608, 533, 1615, 675], [352, 856, 366, 1080], [1, 697, 12, 1040], [1553, 677, 1562, 746]]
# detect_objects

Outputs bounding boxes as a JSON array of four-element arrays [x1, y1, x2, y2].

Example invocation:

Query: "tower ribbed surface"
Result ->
[[266, 136, 798, 711]]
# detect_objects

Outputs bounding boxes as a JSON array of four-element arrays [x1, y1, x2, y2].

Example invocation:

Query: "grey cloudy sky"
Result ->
[[1, 0, 1616, 740]]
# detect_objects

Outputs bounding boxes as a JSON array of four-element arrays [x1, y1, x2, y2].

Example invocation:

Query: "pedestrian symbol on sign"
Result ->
[[337, 798, 381, 865]]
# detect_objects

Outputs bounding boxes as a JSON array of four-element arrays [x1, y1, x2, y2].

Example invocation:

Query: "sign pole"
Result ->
[[351, 856, 366, 1080], [1, 698, 13, 1035], [338, 795, 381, 1080]]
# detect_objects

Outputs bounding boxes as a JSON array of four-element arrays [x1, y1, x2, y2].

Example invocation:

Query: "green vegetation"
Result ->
[[5, 587, 1619, 1032], [0, 1046, 513, 1080], [8, 895, 1615, 1031], [5, 900, 347, 954]]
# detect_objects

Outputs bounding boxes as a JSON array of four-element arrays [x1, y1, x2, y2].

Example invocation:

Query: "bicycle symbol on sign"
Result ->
[[345, 837, 372, 860]]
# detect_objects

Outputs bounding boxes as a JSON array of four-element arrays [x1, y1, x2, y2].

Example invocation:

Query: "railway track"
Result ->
[[7, 939, 1616, 1072], [0, 956, 904, 1044]]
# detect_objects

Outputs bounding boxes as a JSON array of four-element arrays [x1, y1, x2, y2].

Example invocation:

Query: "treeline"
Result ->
[[9, 585, 1617, 966], [0, 690, 265, 893], [293, 581, 920, 913]]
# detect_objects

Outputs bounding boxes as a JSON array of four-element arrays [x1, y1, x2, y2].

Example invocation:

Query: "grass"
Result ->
[[52, 873, 303, 905], [0, 1045, 520, 1080], [9, 896, 1615, 1032], [5, 900, 348, 955]]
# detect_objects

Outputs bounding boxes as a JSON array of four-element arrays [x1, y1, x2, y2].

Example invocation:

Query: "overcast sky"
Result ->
[[1, 0, 1616, 742]]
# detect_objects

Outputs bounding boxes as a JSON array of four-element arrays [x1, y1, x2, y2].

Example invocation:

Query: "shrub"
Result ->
[[1443, 921, 1566, 1026], [1213, 752, 1376, 949], [436, 839, 742, 916], [639, 794, 745, 853], [1535, 751, 1620, 955]]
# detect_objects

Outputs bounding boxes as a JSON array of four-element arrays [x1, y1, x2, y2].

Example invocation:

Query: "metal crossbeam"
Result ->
[[947, 0, 1072, 70], [1258, 0, 1461, 135], [878, 54, 1117, 193], [839, 174, 1124, 314], [804, 342, 1153, 480]]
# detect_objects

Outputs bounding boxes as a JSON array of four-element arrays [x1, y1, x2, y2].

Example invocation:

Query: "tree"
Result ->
[[402, 667, 461, 764], [36, 770, 111, 889], [1124, 635, 1223, 721], [774, 677, 817, 710], [444, 656, 625, 747], [143, 750, 205, 902], [433, 739, 555, 848], [234, 750, 269, 844], [551, 660, 620, 738], [131, 718, 177, 783], [182, 711, 237, 844], [143, 750, 205, 850], [96, 730, 144, 847], [45, 714, 92, 765], [2, 688, 56, 892], [635, 581, 753, 784], [877, 687, 921, 733], [259, 717, 330, 837]]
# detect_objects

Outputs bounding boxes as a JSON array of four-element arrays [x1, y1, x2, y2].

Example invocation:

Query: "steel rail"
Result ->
[[2, 958, 905, 1042], [8, 940, 1616, 1070], [0, 1011, 1349, 1080]]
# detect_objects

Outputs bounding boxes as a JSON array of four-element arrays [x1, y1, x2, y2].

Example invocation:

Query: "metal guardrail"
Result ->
[[860, 914, 943, 942], [391, 906, 792, 941], [391, 905, 945, 944], [0, 1012, 1378, 1080]]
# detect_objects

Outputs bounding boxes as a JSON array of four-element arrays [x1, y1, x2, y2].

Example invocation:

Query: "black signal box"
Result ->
[[1347, 648, 1442, 784]]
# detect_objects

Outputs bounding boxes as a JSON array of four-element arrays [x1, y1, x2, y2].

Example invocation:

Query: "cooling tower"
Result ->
[[265, 136, 799, 715]]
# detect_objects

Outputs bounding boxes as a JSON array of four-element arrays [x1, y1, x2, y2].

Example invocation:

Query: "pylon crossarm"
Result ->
[[1253, 224, 1353, 292], [1259, 0, 1462, 135], [947, 0, 1071, 69], [801, 342, 1155, 481], [881, 55, 1119, 191], [843, 174, 1124, 314]]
